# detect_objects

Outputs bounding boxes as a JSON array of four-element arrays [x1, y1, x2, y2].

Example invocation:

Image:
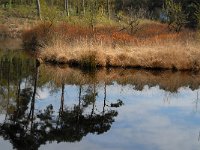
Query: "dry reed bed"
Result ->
[[22, 22, 200, 70], [40, 64, 200, 92]]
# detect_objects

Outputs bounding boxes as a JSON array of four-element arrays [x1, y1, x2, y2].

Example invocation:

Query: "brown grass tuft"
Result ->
[[23, 22, 200, 70]]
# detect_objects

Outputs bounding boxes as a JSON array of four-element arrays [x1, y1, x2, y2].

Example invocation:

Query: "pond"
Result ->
[[0, 49, 200, 150]]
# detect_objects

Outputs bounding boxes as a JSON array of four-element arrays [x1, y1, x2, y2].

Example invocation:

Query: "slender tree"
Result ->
[[82, 0, 85, 15], [106, 0, 110, 19], [9, 0, 12, 8], [36, 0, 41, 19], [64, 0, 69, 16]]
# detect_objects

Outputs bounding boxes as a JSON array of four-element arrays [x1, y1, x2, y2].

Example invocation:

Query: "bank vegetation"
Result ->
[[1, 0, 200, 70]]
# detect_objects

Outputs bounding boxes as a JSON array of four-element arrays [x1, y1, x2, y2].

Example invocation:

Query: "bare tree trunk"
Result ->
[[90, 83, 96, 116], [64, 0, 69, 16], [82, 0, 85, 15], [28, 60, 39, 131], [106, 0, 110, 19], [76, 0, 80, 15], [9, 0, 12, 8], [36, 0, 41, 19]]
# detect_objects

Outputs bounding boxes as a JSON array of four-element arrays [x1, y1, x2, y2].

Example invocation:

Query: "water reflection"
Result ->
[[0, 38, 22, 50], [0, 50, 200, 150], [39, 64, 200, 93], [0, 50, 122, 150]]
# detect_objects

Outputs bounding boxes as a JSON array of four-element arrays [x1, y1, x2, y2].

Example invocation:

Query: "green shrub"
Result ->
[[164, 0, 187, 32], [194, 3, 200, 29], [41, 4, 62, 21], [6, 5, 36, 19]]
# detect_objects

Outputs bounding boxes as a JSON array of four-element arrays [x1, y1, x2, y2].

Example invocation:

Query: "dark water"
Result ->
[[1, 50, 200, 150]]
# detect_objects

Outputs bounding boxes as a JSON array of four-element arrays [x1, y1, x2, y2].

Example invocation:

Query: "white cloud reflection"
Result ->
[[37, 84, 200, 150]]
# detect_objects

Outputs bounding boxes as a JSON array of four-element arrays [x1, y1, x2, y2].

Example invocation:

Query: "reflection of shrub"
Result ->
[[111, 99, 124, 108], [0, 24, 9, 38], [80, 51, 99, 70]]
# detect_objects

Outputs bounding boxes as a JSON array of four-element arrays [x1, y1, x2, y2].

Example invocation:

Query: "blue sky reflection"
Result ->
[[35, 83, 200, 150]]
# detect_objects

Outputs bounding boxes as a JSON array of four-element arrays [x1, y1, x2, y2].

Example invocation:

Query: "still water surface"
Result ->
[[0, 50, 200, 150]]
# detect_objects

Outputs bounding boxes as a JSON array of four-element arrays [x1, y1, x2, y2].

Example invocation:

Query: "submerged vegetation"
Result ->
[[1, 0, 200, 70]]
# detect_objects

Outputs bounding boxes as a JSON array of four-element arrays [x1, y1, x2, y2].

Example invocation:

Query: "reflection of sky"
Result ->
[[2, 83, 200, 150]]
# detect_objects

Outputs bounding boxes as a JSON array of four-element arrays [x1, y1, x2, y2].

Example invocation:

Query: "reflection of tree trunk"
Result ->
[[15, 79, 21, 119], [91, 83, 96, 117], [76, 85, 82, 132], [101, 82, 107, 126], [103, 82, 107, 115], [28, 60, 39, 131], [5, 62, 10, 122], [77, 85, 82, 121], [57, 83, 65, 128], [16, 59, 22, 119], [60, 83, 65, 115]]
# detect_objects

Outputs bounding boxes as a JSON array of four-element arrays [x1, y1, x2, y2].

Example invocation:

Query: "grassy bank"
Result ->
[[1, 5, 200, 71], [22, 22, 200, 71]]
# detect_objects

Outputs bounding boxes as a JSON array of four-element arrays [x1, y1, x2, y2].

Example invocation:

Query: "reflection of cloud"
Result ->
[[0, 137, 13, 150], [40, 140, 122, 150], [35, 84, 200, 149], [111, 86, 200, 150], [36, 88, 49, 100], [0, 115, 5, 124]]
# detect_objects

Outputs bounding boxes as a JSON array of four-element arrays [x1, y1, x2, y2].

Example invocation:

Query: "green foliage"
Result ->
[[41, 6, 60, 21], [164, 0, 187, 32], [40, 0, 63, 22], [117, 9, 141, 34], [1, 0, 200, 30], [83, 0, 98, 30], [194, 3, 200, 29], [5, 5, 36, 18], [96, 11, 113, 25], [0, 9, 2, 18]]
